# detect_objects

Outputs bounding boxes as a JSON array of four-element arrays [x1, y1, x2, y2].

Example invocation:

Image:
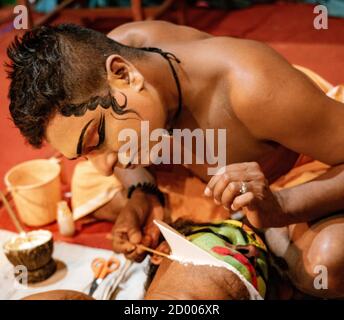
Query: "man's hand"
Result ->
[[204, 162, 289, 228], [111, 190, 163, 262]]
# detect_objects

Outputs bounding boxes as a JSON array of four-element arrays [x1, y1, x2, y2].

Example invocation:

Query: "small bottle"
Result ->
[[57, 201, 75, 237]]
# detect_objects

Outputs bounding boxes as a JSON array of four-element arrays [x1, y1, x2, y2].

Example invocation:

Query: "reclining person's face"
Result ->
[[46, 54, 167, 176]]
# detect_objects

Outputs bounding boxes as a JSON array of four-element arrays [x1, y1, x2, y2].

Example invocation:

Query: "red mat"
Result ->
[[0, 3, 343, 249]]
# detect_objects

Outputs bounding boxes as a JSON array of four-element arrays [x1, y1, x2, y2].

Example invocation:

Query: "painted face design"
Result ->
[[47, 48, 183, 174], [62, 91, 141, 159], [46, 85, 166, 175]]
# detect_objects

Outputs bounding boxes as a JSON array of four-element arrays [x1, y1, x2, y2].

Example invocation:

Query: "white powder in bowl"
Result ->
[[4, 230, 52, 251]]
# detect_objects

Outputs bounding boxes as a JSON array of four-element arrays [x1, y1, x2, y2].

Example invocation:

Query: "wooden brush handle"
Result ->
[[136, 244, 170, 259], [106, 233, 170, 259]]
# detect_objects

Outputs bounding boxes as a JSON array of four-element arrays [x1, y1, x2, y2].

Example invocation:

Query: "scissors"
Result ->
[[88, 256, 120, 296]]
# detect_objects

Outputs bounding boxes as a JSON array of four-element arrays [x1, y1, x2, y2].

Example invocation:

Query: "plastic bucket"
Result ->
[[4, 159, 61, 227]]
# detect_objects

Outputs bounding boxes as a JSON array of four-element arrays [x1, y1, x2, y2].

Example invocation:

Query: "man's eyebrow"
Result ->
[[76, 119, 94, 156]]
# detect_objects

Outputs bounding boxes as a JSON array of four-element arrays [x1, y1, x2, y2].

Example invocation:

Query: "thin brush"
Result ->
[[106, 234, 171, 259]]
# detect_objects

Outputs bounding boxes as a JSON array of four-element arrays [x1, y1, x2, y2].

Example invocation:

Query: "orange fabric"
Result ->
[[270, 160, 330, 191]]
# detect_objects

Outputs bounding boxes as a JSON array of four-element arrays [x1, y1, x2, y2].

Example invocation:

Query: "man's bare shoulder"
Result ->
[[107, 20, 212, 47], [202, 36, 285, 67], [216, 37, 344, 164], [187, 36, 290, 85]]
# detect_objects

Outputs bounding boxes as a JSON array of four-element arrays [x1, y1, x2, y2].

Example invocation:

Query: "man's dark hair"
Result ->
[[7, 23, 144, 147]]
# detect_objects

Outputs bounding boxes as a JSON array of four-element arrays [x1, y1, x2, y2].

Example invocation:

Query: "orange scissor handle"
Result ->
[[92, 256, 120, 279]]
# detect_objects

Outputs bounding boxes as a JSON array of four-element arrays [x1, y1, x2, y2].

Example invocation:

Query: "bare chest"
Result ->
[[173, 93, 298, 182]]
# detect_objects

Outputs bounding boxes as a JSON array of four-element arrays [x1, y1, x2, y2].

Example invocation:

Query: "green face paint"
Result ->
[[184, 220, 268, 298]]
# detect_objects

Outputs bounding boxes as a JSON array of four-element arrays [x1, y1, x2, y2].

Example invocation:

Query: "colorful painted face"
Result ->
[[184, 220, 268, 298]]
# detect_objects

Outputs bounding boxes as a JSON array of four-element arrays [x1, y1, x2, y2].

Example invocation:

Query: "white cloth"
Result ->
[[71, 161, 123, 221], [0, 229, 149, 300]]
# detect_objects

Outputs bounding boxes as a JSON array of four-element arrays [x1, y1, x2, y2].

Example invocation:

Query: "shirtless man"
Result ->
[[7, 21, 344, 298]]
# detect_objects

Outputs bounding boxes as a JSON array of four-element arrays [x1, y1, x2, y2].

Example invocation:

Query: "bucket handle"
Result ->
[[6, 185, 17, 193]]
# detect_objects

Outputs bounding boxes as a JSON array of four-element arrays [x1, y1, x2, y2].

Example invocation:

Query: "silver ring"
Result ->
[[239, 182, 248, 195]]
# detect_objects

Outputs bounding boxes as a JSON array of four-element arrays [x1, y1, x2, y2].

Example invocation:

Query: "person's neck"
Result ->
[[137, 47, 210, 130]]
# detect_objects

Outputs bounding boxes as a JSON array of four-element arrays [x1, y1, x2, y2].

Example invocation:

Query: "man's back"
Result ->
[[107, 20, 212, 47]]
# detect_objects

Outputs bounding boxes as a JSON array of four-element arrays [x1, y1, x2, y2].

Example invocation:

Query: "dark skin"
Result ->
[[46, 21, 344, 298]]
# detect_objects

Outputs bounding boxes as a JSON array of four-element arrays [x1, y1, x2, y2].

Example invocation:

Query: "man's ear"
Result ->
[[106, 54, 144, 92]]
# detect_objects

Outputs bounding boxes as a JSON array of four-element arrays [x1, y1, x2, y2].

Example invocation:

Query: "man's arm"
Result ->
[[110, 166, 165, 261], [231, 41, 344, 224], [231, 41, 344, 165], [277, 164, 344, 223], [114, 166, 155, 188]]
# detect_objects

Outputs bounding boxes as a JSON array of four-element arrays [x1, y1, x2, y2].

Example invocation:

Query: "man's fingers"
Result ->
[[112, 211, 142, 253], [112, 232, 136, 254], [125, 249, 146, 262], [221, 182, 242, 209], [113, 206, 143, 245], [205, 162, 265, 197], [112, 232, 145, 262], [147, 224, 161, 248], [212, 175, 230, 204], [205, 164, 247, 195], [231, 192, 255, 211], [204, 173, 222, 196], [141, 234, 152, 247], [135, 235, 151, 256], [127, 227, 142, 245], [113, 223, 128, 233], [151, 241, 170, 265], [143, 206, 164, 249], [112, 198, 166, 261]]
